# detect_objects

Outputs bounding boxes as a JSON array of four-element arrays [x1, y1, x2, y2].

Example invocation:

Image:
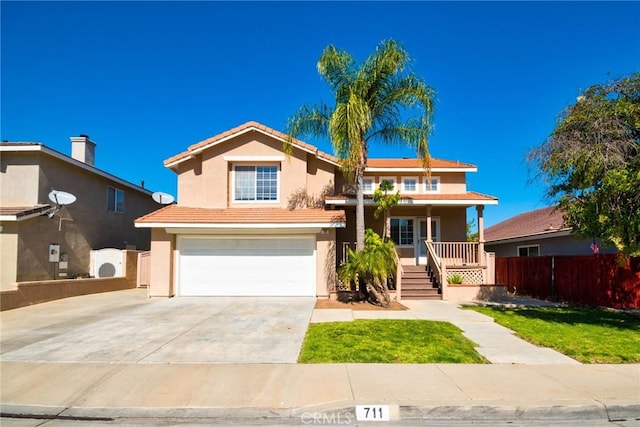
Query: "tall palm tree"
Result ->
[[286, 39, 435, 250]]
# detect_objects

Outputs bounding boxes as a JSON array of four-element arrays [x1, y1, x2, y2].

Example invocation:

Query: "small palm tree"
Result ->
[[286, 39, 435, 250], [339, 229, 399, 307], [373, 180, 400, 240]]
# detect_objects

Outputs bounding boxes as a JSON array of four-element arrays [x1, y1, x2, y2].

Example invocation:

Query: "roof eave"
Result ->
[[0, 206, 56, 222], [135, 221, 346, 229], [364, 167, 477, 173], [1, 144, 153, 195], [325, 198, 498, 207], [485, 229, 573, 245], [163, 125, 340, 170]]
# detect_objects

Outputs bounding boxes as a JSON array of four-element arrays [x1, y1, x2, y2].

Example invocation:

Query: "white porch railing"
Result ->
[[340, 242, 357, 265], [425, 241, 491, 292], [431, 242, 481, 265], [425, 240, 444, 291]]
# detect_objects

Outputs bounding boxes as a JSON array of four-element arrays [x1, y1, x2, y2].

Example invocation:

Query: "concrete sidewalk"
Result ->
[[1, 362, 638, 424], [1, 291, 638, 424], [311, 300, 579, 364]]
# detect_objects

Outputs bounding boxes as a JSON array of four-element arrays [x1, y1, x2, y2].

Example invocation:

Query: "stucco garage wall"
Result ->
[[0, 223, 19, 290], [316, 229, 336, 297], [149, 228, 175, 297]]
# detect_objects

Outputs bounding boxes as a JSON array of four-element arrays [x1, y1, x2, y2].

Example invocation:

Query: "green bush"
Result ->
[[447, 273, 464, 284]]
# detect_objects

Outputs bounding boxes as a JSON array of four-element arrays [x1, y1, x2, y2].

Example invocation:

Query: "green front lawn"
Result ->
[[298, 319, 487, 363], [467, 306, 640, 363]]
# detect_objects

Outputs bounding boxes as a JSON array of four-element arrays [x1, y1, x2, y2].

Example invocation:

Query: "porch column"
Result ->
[[426, 206, 433, 243], [476, 205, 485, 265]]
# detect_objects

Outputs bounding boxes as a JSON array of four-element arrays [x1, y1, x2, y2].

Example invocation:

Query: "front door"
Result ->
[[416, 218, 440, 265]]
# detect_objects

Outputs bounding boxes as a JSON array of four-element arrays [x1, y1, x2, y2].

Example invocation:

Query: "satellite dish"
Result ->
[[49, 190, 77, 206], [152, 191, 174, 205]]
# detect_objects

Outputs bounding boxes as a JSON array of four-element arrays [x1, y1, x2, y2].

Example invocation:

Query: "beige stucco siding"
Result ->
[[336, 205, 468, 265], [316, 228, 337, 297], [389, 206, 467, 241], [0, 223, 19, 290], [335, 206, 466, 245], [0, 153, 40, 206], [175, 132, 327, 209], [436, 207, 467, 241], [335, 171, 468, 195], [305, 155, 336, 202], [438, 173, 467, 193], [1, 150, 156, 288], [149, 228, 175, 297], [37, 154, 153, 251], [363, 172, 468, 194]]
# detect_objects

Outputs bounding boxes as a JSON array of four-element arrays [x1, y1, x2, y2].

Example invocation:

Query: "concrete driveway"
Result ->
[[0, 289, 315, 364]]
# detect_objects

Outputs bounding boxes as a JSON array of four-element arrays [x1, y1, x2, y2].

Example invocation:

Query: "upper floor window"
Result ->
[[402, 177, 418, 193], [518, 245, 540, 257], [379, 177, 397, 191], [362, 178, 374, 194], [424, 177, 440, 193], [107, 186, 124, 213], [233, 165, 278, 202]]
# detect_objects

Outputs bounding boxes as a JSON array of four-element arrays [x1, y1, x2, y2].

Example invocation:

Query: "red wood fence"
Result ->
[[495, 254, 640, 308]]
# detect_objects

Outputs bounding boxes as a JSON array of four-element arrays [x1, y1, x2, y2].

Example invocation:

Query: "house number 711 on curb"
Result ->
[[356, 405, 390, 421]]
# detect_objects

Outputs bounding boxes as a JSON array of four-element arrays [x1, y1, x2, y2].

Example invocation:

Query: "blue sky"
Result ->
[[2, 1, 638, 227]]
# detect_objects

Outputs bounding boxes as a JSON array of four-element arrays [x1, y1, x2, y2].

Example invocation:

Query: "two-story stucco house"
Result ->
[[0, 136, 158, 290], [135, 122, 499, 300]]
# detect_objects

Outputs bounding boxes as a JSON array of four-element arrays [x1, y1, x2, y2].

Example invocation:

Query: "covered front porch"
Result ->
[[335, 202, 500, 302]]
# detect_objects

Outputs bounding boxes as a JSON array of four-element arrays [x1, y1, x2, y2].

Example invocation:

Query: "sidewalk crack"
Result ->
[[435, 365, 472, 400], [134, 313, 219, 363]]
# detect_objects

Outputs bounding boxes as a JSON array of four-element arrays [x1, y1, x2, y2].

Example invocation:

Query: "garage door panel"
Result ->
[[179, 237, 315, 296]]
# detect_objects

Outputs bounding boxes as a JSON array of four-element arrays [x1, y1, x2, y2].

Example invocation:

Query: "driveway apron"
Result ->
[[0, 291, 315, 364]]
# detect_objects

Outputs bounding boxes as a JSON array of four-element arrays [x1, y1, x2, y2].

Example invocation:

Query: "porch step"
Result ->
[[402, 278, 433, 286], [400, 265, 442, 300], [401, 285, 442, 299], [402, 265, 428, 273]]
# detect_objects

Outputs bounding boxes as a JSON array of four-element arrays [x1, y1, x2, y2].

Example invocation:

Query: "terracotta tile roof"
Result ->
[[164, 121, 339, 167], [136, 205, 346, 225], [326, 192, 497, 201], [0, 204, 53, 218], [325, 191, 497, 203], [366, 158, 476, 169], [484, 206, 569, 242]]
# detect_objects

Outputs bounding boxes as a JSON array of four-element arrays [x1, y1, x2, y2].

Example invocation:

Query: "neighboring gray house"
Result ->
[[0, 136, 158, 289], [484, 206, 616, 257]]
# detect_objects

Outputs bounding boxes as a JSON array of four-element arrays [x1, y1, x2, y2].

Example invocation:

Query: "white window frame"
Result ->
[[517, 244, 540, 257], [401, 176, 418, 194], [232, 163, 280, 203], [362, 177, 374, 194], [107, 186, 124, 213], [390, 217, 414, 247], [378, 176, 397, 192], [424, 176, 440, 193]]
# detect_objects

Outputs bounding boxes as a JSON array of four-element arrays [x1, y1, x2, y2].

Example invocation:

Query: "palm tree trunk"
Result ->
[[367, 278, 390, 308], [355, 173, 365, 250]]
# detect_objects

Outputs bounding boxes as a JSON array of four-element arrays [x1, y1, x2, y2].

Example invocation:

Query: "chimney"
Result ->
[[70, 134, 96, 166]]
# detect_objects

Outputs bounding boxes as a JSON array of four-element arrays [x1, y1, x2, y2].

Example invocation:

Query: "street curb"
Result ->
[[2, 402, 639, 423]]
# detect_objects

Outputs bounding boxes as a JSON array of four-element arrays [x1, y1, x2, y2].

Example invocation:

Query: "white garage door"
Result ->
[[178, 237, 316, 296]]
